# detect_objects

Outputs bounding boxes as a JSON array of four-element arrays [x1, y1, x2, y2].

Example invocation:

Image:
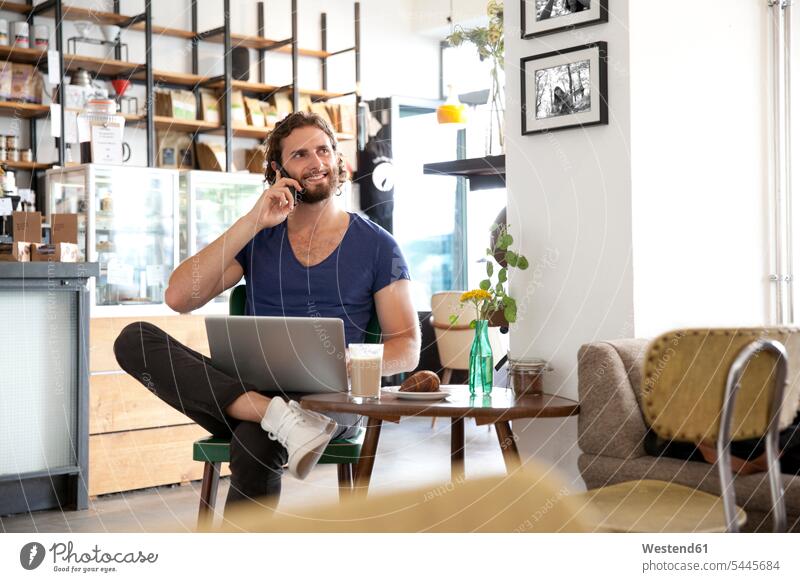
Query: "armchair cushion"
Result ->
[[577, 339, 650, 459]]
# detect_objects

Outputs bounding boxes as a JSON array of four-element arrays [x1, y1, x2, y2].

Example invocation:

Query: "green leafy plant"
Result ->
[[450, 222, 528, 327]]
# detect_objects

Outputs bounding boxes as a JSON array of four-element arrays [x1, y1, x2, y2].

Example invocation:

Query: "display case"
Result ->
[[180, 170, 263, 303], [46, 164, 180, 314]]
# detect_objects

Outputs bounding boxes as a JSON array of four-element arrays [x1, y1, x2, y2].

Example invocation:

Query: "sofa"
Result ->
[[577, 338, 800, 532]]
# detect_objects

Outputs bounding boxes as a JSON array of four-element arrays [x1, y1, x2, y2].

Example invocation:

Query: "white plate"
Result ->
[[382, 387, 450, 400]]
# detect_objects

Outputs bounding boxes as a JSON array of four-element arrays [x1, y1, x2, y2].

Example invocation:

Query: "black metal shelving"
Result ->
[[0, 0, 361, 176]]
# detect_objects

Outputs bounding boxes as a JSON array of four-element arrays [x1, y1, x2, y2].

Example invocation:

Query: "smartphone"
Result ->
[[274, 162, 304, 203]]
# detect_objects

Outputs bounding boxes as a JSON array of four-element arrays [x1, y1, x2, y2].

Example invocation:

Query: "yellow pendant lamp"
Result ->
[[437, 84, 467, 126]]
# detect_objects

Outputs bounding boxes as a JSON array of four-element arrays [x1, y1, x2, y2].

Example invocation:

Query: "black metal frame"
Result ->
[[520, 41, 609, 135], [520, 0, 608, 39]]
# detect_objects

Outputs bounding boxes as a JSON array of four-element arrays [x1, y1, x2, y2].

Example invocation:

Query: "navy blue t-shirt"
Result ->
[[234, 212, 410, 345]]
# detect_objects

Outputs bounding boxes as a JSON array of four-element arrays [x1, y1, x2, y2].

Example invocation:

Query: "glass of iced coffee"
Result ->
[[349, 343, 384, 400]]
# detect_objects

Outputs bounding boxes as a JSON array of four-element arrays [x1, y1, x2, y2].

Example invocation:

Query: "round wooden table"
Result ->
[[301, 385, 579, 496]]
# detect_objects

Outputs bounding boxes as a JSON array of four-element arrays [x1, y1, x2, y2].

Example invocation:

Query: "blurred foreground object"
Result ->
[[214, 466, 592, 533]]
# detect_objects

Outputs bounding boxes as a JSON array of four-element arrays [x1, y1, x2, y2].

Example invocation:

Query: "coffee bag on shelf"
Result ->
[[155, 89, 197, 120], [199, 90, 220, 124], [271, 93, 292, 121], [225, 90, 246, 124], [244, 97, 266, 127], [11, 64, 43, 103], [157, 131, 194, 169], [260, 101, 278, 127], [310, 102, 333, 127]]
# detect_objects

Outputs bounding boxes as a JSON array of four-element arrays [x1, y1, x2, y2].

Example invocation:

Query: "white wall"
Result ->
[[410, 0, 491, 37], [505, 0, 775, 488], [505, 1, 634, 488], [0, 0, 441, 174], [629, 0, 771, 338]]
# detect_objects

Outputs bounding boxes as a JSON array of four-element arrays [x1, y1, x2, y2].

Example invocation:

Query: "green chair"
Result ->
[[193, 284, 379, 527]]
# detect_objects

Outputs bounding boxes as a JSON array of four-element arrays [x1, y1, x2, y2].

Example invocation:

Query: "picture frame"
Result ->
[[520, 41, 608, 135], [521, 0, 608, 39]]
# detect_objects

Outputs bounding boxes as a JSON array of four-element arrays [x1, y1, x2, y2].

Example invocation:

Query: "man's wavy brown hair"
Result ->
[[263, 111, 346, 185]]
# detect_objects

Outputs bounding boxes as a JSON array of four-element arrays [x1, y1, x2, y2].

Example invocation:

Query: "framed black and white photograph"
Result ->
[[521, 0, 608, 39], [520, 42, 608, 135]]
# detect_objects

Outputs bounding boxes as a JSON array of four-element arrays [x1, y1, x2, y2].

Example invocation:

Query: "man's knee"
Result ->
[[113, 321, 162, 371]]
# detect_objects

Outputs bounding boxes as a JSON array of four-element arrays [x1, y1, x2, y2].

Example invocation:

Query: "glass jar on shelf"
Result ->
[[98, 188, 113, 213]]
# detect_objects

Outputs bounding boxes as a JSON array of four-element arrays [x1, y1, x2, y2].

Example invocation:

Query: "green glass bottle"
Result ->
[[469, 319, 493, 395]]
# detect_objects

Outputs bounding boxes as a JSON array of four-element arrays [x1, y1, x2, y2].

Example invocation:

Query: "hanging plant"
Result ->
[[446, 0, 505, 149]]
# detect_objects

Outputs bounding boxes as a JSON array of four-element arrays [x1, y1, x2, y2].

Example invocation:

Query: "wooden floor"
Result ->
[[1, 417, 536, 533]]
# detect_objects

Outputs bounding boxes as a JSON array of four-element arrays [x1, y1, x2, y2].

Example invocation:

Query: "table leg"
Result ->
[[495, 420, 521, 473], [353, 416, 383, 497], [451, 417, 465, 482]]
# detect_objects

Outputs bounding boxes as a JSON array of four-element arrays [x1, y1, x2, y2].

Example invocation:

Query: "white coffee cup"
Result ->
[[349, 343, 383, 399]]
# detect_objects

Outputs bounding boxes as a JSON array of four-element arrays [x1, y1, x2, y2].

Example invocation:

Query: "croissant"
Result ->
[[399, 370, 441, 392]]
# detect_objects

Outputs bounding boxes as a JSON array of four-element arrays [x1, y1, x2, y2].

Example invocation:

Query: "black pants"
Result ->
[[644, 412, 800, 475], [112, 321, 359, 512]]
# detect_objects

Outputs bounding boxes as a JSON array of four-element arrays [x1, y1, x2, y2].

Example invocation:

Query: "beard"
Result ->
[[299, 169, 339, 204]]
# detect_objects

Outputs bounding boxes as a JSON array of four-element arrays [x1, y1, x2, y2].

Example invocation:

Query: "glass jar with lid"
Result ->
[[508, 358, 551, 397]]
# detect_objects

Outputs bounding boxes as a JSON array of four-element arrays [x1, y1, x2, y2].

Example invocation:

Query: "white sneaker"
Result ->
[[261, 399, 337, 480]]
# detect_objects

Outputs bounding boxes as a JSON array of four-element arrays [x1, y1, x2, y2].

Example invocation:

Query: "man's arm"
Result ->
[[373, 279, 421, 376], [164, 174, 301, 313], [163, 216, 252, 313]]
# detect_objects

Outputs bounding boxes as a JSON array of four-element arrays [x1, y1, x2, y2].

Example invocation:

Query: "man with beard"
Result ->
[[113, 112, 420, 512]]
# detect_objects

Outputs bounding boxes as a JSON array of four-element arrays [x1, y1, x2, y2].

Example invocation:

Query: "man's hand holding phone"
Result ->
[[247, 169, 303, 231]]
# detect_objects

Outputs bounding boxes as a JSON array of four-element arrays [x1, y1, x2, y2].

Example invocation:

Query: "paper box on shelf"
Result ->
[[310, 102, 333, 127], [199, 90, 220, 124], [0, 211, 42, 262], [244, 97, 266, 127], [245, 146, 266, 174], [225, 90, 247, 124], [196, 142, 232, 172], [339, 104, 356, 135], [31, 213, 79, 262], [260, 101, 278, 127], [271, 93, 292, 121], [155, 89, 197, 120], [325, 104, 341, 132]]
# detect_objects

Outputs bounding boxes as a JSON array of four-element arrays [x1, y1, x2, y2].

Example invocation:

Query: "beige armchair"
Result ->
[[577, 330, 800, 532]]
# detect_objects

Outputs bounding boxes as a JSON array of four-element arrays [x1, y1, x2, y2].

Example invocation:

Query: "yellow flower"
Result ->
[[460, 289, 492, 303]]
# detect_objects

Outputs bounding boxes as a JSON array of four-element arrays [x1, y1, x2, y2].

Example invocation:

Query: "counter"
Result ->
[[0, 262, 98, 514]]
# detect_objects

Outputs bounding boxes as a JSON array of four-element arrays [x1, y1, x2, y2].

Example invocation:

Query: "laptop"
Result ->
[[204, 315, 349, 394]]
